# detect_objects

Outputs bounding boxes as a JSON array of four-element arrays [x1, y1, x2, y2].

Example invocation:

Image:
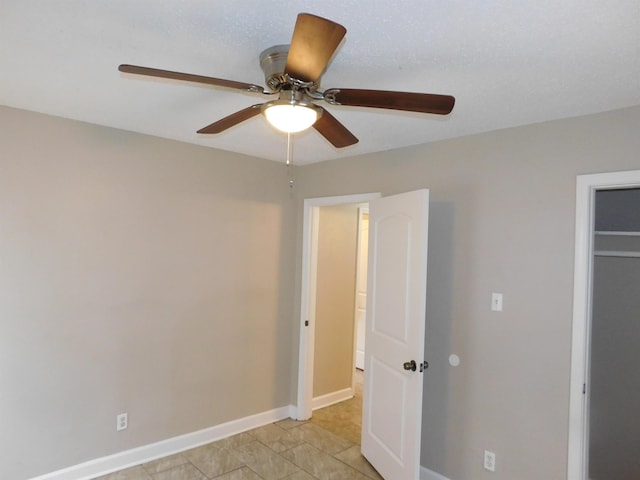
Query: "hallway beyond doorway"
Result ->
[[310, 369, 364, 445]]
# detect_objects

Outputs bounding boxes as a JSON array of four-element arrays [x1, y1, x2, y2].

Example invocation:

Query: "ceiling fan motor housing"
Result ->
[[260, 45, 291, 92]]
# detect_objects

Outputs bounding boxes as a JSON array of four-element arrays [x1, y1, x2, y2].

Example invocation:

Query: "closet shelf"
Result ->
[[595, 231, 640, 236], [594, 250, 640, 258], [594, 231, 640, 258]]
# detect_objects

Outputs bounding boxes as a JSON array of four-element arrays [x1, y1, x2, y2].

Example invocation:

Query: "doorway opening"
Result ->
[[295, 193, 380, 421], [568, 170, 640, 479], [297, 190, 431, 479]]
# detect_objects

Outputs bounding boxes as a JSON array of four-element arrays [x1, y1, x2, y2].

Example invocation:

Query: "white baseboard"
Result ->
[[420, 465, 451, 480], [29, 405, 295, 480], [311, 387, 354, 411]]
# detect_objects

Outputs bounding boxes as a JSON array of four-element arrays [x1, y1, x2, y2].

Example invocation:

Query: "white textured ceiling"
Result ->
[[1, 1, 639, 164]]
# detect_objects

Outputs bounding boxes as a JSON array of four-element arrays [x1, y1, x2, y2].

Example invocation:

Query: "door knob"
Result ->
[[403, 360, 417, 371]]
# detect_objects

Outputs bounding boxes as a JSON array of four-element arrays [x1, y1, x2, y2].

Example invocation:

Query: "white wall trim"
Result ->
[[420, 465, 451, 480], [311, 387, 354, 411], [29, 405, 294, 480], [352, 206, 369, 374], [568, 169, 640, 480], [296, 192, 381, 421]]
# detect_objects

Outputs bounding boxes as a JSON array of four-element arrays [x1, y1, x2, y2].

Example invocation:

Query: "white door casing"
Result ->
[[354, 207, 369, 370], [362, 189, 430, 480]]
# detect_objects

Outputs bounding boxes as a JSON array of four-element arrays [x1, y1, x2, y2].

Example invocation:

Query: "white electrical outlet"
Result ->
[[484, 450, 496, 472], [116, 413, 128, 431]]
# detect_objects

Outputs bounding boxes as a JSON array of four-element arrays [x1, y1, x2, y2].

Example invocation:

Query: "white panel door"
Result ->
[[361, 189, 429, 480]]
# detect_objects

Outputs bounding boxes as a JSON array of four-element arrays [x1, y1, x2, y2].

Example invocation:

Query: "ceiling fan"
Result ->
[[118, 13, 455, 148]]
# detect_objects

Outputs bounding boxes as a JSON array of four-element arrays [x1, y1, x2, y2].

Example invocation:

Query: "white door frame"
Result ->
[[295, 192, 381, 420], [568, 169, 640, 479], [352, 206, 370, 373]]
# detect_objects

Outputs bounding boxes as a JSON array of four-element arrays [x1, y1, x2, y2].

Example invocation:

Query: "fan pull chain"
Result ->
[[286, 132, 294, 188]]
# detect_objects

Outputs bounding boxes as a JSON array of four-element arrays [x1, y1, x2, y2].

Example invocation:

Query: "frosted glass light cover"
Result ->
[[263, 103, 319, 133]]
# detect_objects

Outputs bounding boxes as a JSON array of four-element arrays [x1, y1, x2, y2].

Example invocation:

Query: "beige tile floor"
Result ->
[[95, 370, 382, 480]]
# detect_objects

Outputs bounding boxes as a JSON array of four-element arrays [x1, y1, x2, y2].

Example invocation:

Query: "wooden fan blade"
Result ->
[[313, 108, 358, 148], [197, 104, 263, 134], [324, 88, 455, 115], [284, 13, 346, 83], [118, 64, 265, 93]]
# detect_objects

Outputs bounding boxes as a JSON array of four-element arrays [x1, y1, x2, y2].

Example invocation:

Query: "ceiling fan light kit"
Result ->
[[118, 13, 455, 148], [262, 101, 320, 133], [262, 89, 322, 133]]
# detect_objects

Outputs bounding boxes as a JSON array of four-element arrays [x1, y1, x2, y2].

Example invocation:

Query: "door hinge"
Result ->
[[583, 383, 586, 395], [420, 361, 429, 372], [304, 320, 309, 327]]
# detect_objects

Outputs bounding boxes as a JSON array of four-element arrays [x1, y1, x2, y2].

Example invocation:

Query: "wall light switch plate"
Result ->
[[491, 293, 503, 312]]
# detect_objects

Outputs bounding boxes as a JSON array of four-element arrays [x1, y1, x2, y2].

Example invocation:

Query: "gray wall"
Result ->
[[595, 187, 640, 231], [313, 204, 358, 398], [421, 202, 456, 476], [294, 105, 640, 479], [0, 106, 296, 480]]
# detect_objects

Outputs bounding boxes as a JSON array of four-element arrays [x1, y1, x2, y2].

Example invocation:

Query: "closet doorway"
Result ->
[[568, 170, 640, 479], [589, 187, 640, 479]]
